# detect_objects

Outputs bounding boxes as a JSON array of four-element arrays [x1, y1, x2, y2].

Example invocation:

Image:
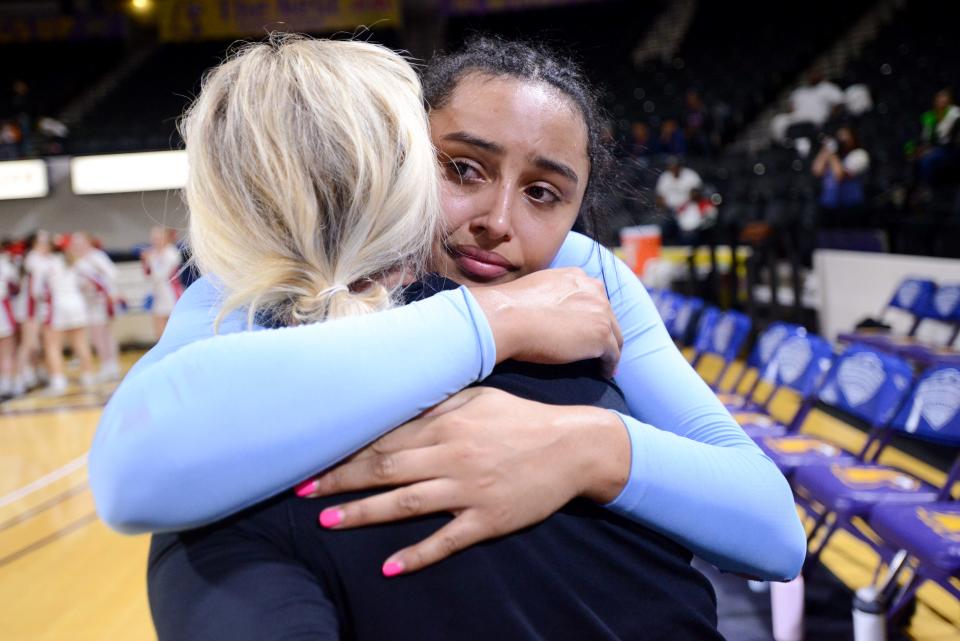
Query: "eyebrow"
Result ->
[[442, 130, 580, 185], [442, 131, 504, 154], [532, 155, 579, 185]]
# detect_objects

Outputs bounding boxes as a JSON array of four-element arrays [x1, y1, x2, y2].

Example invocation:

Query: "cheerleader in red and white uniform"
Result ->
[[14, 231, 53, 394], [72, 232, 121, 382], [40, 236, 94, 394], [141, 226, 183, 339], [0, 242, 18, 399]]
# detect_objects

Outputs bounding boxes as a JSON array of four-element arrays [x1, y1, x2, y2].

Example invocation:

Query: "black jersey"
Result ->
[[148, 276, 723, 641]]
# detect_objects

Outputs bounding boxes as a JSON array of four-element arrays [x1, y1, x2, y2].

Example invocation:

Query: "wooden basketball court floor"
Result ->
[[1, 352, 957, 641]]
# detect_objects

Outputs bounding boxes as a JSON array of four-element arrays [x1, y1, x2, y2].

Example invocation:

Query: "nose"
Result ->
[[469, 182, 514, 241]]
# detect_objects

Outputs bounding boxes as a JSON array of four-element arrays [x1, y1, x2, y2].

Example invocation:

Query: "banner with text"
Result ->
[[0, 14, 128, 44], [440, 0, 603, 15], [158, 0, 399, 41]]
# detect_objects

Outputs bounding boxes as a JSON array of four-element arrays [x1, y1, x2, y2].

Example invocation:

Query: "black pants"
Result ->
[[148, 490, 722, 641]]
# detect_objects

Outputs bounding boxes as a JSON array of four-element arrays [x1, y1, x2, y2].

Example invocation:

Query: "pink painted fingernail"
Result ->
[[295, 479, 320, 497], [319, 508, 343, 528], [382, 560, 405, 577]]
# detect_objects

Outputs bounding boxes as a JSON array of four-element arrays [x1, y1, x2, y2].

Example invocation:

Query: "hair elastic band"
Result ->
[[317, 284, 349, 298]]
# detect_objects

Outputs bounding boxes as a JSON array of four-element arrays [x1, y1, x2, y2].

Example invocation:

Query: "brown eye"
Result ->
[[445, 160, 481, 182], [526, 185, 560, 204]]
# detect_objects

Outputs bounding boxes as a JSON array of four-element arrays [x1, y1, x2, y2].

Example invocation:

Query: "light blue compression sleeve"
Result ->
[[90, 231, 805, 580], [90, 282, 496, 533], [551, 233, 805, 580]]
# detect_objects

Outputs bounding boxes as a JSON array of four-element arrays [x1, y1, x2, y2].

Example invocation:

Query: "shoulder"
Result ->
[[551, 231, 608, 272], [551, 232, 648, 304], [145, 276, 251, 363]]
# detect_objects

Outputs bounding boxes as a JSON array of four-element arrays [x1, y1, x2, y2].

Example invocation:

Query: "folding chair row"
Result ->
[[838, 278, 960, 366], [734, 340, 960, 628]]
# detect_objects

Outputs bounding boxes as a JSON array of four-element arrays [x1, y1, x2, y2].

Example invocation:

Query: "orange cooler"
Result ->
[[619, 225, 661, 277]]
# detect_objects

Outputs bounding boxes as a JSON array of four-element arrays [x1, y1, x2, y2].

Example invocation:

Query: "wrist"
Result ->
[[560, 406, 631, 504], [469, 286, 519, 364]]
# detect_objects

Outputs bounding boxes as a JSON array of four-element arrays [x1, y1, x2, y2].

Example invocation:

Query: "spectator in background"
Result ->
[[812, 125, 870, 226], [683, 89, 712, 155], [11, 80, 34, 157], [676, 187, 718, 240], [72, 232, 121, 382], [656, 156, 703, 211], [141, 226, 183, 339], [14, 231, 52, 395], [628, 121, 653, 157], [42, 235, 95, 394], [915, 88, 960, 186], [0, 241, 17, 400], [0, 121, 21, 160], [770, 72, 844, 143], [656, 156, 703, 242], [658, 118, 687, 155]]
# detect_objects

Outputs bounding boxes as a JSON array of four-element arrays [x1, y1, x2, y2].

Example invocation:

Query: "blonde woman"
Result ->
[[92, 35, 803, 640]]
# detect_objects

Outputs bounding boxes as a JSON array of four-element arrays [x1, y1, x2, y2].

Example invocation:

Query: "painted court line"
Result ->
[[0, 483, 89, 533], [0, 511, 97, 569], [0, 454, 88, 510]]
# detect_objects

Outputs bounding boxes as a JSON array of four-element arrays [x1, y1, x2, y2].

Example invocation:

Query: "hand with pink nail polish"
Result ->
[[296, 386, 630, 576]]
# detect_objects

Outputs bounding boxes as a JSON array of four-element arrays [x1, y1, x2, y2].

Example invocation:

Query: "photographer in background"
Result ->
[[812, 125, 870, 228]]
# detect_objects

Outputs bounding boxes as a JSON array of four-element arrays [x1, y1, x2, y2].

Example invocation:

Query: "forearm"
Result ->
[[608, 412, 805, 580], [827, 154, 845, 179], [89, 286, 495, 534], [554, 233, 806, 579]]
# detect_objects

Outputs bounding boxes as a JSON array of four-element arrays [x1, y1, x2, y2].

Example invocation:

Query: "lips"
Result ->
[[449, 245, 518, 281]]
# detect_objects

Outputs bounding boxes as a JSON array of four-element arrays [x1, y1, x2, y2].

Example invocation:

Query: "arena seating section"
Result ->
[[3, 2, 959, 266], [0, 40, 125, 123]]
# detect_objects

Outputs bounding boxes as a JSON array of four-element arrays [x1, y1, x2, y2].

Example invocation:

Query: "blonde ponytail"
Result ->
[[180, 34, 440, 328]]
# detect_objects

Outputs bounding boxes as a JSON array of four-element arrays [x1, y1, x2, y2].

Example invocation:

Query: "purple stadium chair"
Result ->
[[757, 345, 915, 476], [716, 321, 803, 405], [689, 310, 752, 385], [731, 333, 834, 438], [837, 278, 938, 349], [891, 284, 960, 365], [867, 497, 960, 623], [793, 362, 960, 573], [667, 296, 705, 346], [690, 306, 720, 355]]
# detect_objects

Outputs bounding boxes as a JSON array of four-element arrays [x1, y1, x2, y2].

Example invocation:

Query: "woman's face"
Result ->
[[429, 74, 590, 286], [837, 127, 853, 148]]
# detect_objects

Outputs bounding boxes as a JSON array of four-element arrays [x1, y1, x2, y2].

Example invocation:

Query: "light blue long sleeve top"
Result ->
[[89, 232, 806, 580]]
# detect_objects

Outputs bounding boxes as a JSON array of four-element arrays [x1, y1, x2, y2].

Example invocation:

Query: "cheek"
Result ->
[[439, 183, 476, 235], [516, 208, 581, 271]]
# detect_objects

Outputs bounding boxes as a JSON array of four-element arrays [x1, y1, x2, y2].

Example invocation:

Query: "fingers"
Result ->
[[317, 478, 459, 530], [603, 316, 624, 378], [379, 513, 487, 576], [305, 445, 448, 497], [598, 330, 622, 379]]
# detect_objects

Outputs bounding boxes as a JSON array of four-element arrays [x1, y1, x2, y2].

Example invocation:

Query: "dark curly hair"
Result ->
[[422, 35, 616, 241]]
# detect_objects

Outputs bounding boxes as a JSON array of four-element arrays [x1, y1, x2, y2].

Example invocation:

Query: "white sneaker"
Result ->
[[98, 361, 121, 383], [80, 373, 96, 389], [44, 375, 68, 396]]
